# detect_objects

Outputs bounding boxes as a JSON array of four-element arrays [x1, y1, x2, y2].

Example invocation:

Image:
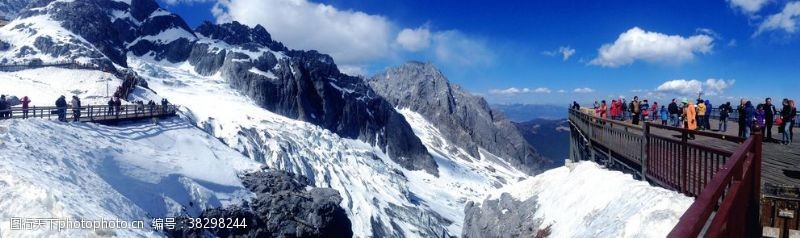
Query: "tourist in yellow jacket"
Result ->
[[696, 99, 706, 131], [683, 98, 697, 139]]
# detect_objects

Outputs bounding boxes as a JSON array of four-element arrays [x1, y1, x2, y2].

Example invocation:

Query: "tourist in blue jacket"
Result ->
[[660, 106, 668, 126], [744, 101, 756, 139]]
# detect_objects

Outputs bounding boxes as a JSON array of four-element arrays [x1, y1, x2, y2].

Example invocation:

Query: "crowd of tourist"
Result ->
[[576, 96, 796, 144]]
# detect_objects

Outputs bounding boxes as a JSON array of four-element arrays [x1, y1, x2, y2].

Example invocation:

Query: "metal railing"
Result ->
[[568, 108, 762, 237], [0, 104, 177, 122]]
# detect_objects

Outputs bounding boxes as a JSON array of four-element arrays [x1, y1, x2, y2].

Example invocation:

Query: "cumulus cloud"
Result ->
[[542, 46, 576, 61], [589, 27, 714, 67], [573, 87, 595, 93], [432, 30, 494, 66], [212, 0, 392, 67], [728, 0, 770, 14], [754, 2, 800, 36], [489, 87, 551, 95], [656, 78, 736, 96], [396, 26, 431, 52]]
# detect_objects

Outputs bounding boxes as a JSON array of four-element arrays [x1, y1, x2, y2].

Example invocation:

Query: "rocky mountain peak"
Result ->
[[195, 21, 287, 52], [369, 61, 548, 175]]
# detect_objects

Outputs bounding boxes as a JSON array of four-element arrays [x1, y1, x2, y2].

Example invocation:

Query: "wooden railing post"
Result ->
[[642, 122, 650, 180], [749, 132, 763, 237], [681, 129, 688, 195]]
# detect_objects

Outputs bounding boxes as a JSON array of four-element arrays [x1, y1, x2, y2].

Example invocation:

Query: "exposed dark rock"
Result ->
[[189, 23, 439, 176], [195, 21, 287, 52], [165, 170, 353, 238], [462, 193, 544, 238], [368, 62, 547, 175]]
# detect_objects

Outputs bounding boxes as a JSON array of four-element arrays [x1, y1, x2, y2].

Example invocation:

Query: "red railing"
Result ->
[[568, 109, 762, 237], [668, 132, 762, 237]]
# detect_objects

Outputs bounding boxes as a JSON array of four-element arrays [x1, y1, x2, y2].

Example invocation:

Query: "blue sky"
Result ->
[[159, 0, 799, 105]]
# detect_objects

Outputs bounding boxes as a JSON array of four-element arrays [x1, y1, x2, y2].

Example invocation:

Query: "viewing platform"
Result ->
[[0, 104, 178, 124], [568, 108, 800, 237]]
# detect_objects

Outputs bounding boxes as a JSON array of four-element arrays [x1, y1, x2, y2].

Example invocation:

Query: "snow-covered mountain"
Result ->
[[462, 161, 693, 237], [0, 0, 28, 20], [369, 62, 548, 174], [0, 0, 691, 237], [0, 0, 531, 236]]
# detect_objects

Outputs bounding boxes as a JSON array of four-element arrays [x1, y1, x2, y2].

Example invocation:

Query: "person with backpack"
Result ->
[[737, 99, 747, 138], [55, 95, 67, 122], [21, 96, 31, 119], [718, 102, 732, 132], [696, 99, 706, 130], [660, 105, 668, 126], [744, 101, 755, 139], [71, 96, 81, 122], [641, 99, 650, 122], [668, 98, 680, 127]]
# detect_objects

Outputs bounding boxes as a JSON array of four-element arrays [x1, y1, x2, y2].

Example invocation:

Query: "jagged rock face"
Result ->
[[9, 0, 195, 67], [369, 62, 546, 175], [189, 23, 438, 175], [166, 170, 353, 238], [0, 0, 29, 19], [195, 21, 287, 52], [462, 193, 544, 238]]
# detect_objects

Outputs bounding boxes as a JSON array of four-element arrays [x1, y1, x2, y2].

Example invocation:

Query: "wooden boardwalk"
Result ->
[[620, 117, 799, 187], [0, 104, 178, 124], [569, 109, 765, 236]]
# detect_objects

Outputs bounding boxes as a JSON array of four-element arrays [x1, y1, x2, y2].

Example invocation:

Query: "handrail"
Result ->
[[668, 133, 761, 237], [569, 107, 763, 237], [0, 104, 177, 122]]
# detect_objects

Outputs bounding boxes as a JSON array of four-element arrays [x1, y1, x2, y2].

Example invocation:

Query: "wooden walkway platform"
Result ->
[[612, 116, 799, 187], [0, 104, 178, 124], [569, 109, 764, 237]]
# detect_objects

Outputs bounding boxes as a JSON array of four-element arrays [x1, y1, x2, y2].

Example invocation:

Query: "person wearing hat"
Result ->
[[682, 98, 697, 140]]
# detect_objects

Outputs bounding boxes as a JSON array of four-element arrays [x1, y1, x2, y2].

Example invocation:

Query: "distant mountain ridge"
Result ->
[[492, 104, 569, 122], [513, 119, 570, 163]]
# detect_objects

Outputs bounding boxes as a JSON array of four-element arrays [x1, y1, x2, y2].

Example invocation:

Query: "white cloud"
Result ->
[[728, 0, 770, 14], [337, 65, 367, 77], [573, 87, 595, 93], [543, 46, 576, 61], [589, 27, 714, 67], [489, 87, 551, 95], [656, 78, 736, 96], [212, 0, 392, 66], [754, 2, 800, 36], [557, 89, 566, 93], [163, 0, 213, 5], [432, 30, 494, 66], [396, 26, 431, 52]]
